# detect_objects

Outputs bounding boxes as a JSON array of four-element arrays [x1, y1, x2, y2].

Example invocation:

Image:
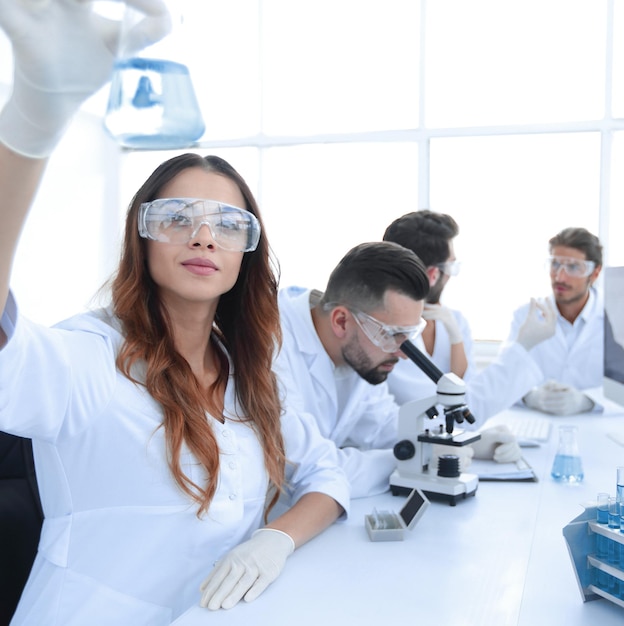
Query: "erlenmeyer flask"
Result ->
[[550, 425, 584, 483], [103, 2, 205, 149]]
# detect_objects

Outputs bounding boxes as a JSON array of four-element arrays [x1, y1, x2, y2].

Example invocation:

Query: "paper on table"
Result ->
[[470, 457, 537, 482], [606, 429, 624, 446]]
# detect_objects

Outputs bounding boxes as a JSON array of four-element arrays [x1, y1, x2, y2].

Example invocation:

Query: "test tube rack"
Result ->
[[563, 504, 624, 609]]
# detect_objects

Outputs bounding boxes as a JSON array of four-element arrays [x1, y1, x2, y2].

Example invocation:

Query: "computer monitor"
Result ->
[[603, 266, 624, 407]]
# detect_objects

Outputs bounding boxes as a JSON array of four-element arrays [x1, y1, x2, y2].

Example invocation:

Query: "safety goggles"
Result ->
[[138, 198, 261, 252], [352, 309, 427, 353], [546, 256, 596, 278], [435, 260, 461, 276]]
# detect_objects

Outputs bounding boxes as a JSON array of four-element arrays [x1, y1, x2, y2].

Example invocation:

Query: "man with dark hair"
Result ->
[[383, 210, 469, 382], [274, 242, 430, 497], [383, 210, 558, 423], [520, 227, 604, 415]]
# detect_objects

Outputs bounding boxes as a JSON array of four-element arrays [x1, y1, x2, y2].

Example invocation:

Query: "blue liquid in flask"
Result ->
[[551, 454, 584, 483], [104, 58, 205, 149]]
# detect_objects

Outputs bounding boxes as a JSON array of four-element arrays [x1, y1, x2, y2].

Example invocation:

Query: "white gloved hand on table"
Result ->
[[523, 380, 594, 416], [422, 304, 463, 345], [0, 0, 170, 157], [199, 528, 295, 610], [516, 297, 557, 351], [471, 425, 522, 463]]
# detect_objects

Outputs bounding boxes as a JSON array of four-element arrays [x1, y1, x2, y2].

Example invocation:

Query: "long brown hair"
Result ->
[[111, 153, 285, 517]]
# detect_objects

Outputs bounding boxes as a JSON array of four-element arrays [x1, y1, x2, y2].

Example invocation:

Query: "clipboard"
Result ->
[[469, 456, 538, 482]]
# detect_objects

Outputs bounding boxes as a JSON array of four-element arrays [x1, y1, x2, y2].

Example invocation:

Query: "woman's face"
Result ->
[[145, 167, 247, 311]]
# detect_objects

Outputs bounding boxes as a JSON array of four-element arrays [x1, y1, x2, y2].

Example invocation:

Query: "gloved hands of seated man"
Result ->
[[0, 0, 170, 157], [516, 297, 557, 351], [523, 380, 594, 416], [423, 304, 463, 345], [471, 425, 522, 463], [429, 443, 474, 474], [199, 528, 295, 610]]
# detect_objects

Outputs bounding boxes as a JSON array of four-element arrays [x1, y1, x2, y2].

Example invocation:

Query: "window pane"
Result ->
[[430, 133, 601, 339], [260, 143, 419, 290], [181, 0, 261, 141], [261, 0, 421, 135], [613, 0, 624, 117], [609, 133, 624, 266], [426, 0, 607, 127]]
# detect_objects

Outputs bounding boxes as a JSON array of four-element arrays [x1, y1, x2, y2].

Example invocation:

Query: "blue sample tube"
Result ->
[[609, 497, 620, 529], [598, 492, 610, 524]]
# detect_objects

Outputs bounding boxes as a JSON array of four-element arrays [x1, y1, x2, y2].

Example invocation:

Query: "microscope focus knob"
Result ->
[[393, 439, 416, 461]]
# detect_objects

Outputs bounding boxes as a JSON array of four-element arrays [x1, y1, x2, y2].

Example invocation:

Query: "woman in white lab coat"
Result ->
[[0, 2, 348, 624]]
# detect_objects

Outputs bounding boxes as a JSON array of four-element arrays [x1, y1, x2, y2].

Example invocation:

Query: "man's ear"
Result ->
[[330, 306, 350, 339], [589, 264, 602, 287], [426, 266, 440, 287]]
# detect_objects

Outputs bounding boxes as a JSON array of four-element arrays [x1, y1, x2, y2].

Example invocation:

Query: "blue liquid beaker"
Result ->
[[550, 425, 583, 483], [103, 2, 205, 149], [104, 58, 205, 149]]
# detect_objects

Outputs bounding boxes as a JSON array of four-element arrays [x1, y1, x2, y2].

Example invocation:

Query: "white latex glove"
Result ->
[[0, 0, 170, 157], [471, 425, 522, 463], [429, 443, 474, 473], [516, 297, 557, 351], [423, 304, 463, 344], [523, 380, 594, 416], [199, 528, 295, 610]]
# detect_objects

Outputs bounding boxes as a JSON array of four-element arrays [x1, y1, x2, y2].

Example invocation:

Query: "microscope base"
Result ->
[[389, 469, 478, 507]]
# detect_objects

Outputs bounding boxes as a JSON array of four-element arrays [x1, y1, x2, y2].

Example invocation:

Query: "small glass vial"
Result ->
[[617, 466, 624, 504], [596, 492, 610, 559], [104, 1, 205, 149], [597, 492, 610, 524], [550, 425, 583, 483]]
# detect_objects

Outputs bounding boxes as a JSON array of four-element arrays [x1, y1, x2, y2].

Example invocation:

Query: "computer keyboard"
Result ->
[[482, 414, 552, 446]]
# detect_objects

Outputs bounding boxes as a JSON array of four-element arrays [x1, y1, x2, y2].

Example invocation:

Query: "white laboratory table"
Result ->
[[173, 402, 624, 626]]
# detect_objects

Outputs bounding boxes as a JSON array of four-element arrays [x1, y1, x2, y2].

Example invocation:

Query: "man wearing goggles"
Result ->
[[273, 242, 430, 497], [515, 227, 604, 415], [382, 210, 556, 466], [383, 211, 469, 385]]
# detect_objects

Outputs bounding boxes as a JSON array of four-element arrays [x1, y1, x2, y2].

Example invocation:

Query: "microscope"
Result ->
[[389, 340, 480, 506]]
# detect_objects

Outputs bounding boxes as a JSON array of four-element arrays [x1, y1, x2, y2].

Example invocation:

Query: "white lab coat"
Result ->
[[0, 293, 349, 626], [274, 287, 398, 498], [388, 308, 544, 423], [506, 289, 604, 390]]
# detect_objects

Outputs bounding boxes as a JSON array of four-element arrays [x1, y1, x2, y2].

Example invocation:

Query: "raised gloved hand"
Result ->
[[199, 528, 295, 610], [523, 380, 594, 416], [0, 0, 170, 157], [422, 304, 463, 345], [429, 443, 474, 474], [516, 297, 557, 351], [471, 425, 522, 463]]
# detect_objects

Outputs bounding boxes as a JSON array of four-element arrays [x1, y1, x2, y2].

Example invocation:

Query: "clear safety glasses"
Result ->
[[435, 260, 461, 276], [138, 198, 261, 252], [352, 310, 427, 353], [546, 256, 596, 278]]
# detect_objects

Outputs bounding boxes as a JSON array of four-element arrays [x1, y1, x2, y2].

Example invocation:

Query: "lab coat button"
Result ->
[[228, 461, 236, 470], [229, 493, 237, 500]]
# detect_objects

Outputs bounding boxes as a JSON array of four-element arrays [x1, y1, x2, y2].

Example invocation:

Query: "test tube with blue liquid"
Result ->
[[596, 492, 610, 561], [608, 496, 620, 564], [104, 1, 205, 149]]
